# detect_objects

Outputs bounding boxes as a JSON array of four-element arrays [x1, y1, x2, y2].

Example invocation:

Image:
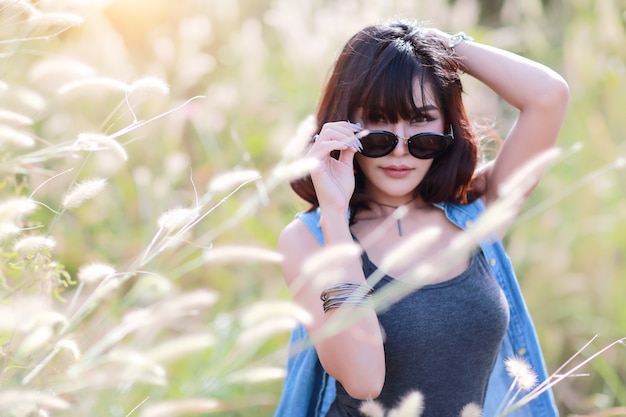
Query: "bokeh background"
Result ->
[[1, 0, 625, 416]]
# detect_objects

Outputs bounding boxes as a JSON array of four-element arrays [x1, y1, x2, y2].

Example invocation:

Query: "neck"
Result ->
[[369, 195, 420, 212]]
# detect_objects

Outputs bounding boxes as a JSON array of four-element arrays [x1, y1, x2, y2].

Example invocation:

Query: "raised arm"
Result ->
[[435, 30, 569, 208]]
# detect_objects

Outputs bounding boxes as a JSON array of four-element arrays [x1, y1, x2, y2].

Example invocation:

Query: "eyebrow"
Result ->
[[415, 104, 439, 112]]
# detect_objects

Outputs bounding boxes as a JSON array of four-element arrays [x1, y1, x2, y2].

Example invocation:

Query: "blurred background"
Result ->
[[1, 0, 625, 416]]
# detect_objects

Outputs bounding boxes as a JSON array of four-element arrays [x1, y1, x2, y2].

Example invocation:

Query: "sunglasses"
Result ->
[[358, 124, 454, 159]]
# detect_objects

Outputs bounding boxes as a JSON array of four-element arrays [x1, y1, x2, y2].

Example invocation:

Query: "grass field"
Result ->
[[1, 0, 625, 416]]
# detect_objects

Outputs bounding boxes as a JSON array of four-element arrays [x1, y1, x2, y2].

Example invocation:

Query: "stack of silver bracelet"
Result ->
[[320, 282, 375, 313]]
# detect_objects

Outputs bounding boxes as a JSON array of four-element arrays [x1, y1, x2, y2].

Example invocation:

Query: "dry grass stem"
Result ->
[[73, 133, 129, 161], [498, 148, 561, 198], [208, 169, 261, 194], [239, 300, 312, 327], [225, 366, 286, 384], [138, 399, 224, 417], [145, 334, 216, 363], [58, 77, 128, 95], [281, 115, 316, 159], [300, 242, 362, 280], [0, 390, 70, 410], [237, 317, 298, 347], [202, 245, 283, 264], [379, 226, 441, 273], [268, 157, 319, 185]]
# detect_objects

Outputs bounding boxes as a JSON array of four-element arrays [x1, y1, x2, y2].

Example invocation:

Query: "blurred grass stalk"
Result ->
[[1, 0, 625, 416]]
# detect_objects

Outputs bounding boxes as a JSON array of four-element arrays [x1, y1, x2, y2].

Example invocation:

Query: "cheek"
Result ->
[[355, 154, 374, 175]]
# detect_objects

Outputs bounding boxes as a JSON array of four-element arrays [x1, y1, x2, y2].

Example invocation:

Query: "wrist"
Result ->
[[448, 32, 474, 53], [319, 208, 352, 242]]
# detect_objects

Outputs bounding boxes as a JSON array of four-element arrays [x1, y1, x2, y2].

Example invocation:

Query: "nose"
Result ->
[[390, 124, 410, 156]]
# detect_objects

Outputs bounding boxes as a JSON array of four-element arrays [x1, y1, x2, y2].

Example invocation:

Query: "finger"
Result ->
[[307, 138, 352, 159], [314, 129, 364, 155], [315, 121, 363, 142]]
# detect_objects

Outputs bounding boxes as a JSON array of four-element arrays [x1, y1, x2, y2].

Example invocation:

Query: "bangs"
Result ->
[[351, 39, 435, 123]]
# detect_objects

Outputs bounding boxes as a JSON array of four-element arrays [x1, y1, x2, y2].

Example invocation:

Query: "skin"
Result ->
[[277, 28, 569, 400]]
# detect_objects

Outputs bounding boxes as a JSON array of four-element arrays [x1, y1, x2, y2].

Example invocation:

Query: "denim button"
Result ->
[[490, 258, 497, 267], [518, 347, 527, 356]]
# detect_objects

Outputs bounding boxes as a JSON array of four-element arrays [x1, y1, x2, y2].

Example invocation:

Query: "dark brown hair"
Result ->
[[291, 20, 482, 221]]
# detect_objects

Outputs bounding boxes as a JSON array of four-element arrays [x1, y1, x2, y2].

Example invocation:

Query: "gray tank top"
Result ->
[[327, 251, 510, 417]]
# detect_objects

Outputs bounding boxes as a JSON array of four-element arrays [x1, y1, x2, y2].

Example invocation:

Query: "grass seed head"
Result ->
[[129, 76, 170, 97], [460, 403, 482, 417], [62, 178, 108, 209], [13, 235, 56, 255], [0, 197, 37, 222], [56, 339, 81, 360], [504, 356, 538, 391], [17, 326, 54, 357], [208, 169, 261, 193], [0, 125, 35, 147], [77, 263, 116, 284], [0, 109, 34, 126], [28, 11, 84, 29], [0, 223, 21, 242], [359, 400, 386, 417], [157, 207, 198, 230], [388, 390, 424, 417]]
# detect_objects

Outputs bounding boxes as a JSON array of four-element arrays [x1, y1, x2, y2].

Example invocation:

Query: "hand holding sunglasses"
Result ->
[[357, 124, 455, 159]]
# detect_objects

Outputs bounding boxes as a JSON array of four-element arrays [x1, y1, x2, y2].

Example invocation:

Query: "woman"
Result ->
[[275, 20, 568, 417]]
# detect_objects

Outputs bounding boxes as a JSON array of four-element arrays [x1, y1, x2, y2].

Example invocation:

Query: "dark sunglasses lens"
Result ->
[[360, 133, 396, 158], [409, 134, 452, 159]]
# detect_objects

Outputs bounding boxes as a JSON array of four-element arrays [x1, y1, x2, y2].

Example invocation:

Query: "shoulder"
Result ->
[[278, 217, 318, 250], [278, 217, 324, 286]]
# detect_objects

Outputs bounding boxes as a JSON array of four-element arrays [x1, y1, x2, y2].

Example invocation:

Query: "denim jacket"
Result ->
[[274, 199, 558, 417]]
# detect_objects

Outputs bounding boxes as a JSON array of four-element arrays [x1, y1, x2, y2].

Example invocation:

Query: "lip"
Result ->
[[380, 165, 413, 179]]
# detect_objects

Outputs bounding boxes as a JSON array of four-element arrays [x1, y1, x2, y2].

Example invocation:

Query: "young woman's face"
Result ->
[[353, 80, 445, 204]]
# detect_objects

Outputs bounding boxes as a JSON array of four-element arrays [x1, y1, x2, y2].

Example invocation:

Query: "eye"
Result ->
[[367, 113, 387, 124], [410, 114, 434, 123]]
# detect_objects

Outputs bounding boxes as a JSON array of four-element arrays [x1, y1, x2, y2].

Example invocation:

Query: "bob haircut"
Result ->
[[291, 20, 482, 222]]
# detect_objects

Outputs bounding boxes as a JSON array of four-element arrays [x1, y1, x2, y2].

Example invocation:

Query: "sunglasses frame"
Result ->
[[358, 124, 455, 159]]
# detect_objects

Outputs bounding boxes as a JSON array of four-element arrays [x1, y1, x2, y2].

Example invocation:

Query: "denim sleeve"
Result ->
[[481, 238, 559, 417], [273, 324, 336, 417]]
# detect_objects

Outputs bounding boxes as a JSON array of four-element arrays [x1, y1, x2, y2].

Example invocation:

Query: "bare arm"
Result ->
[[436, 31, 569, 210], [278, 122, 386, 399]]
